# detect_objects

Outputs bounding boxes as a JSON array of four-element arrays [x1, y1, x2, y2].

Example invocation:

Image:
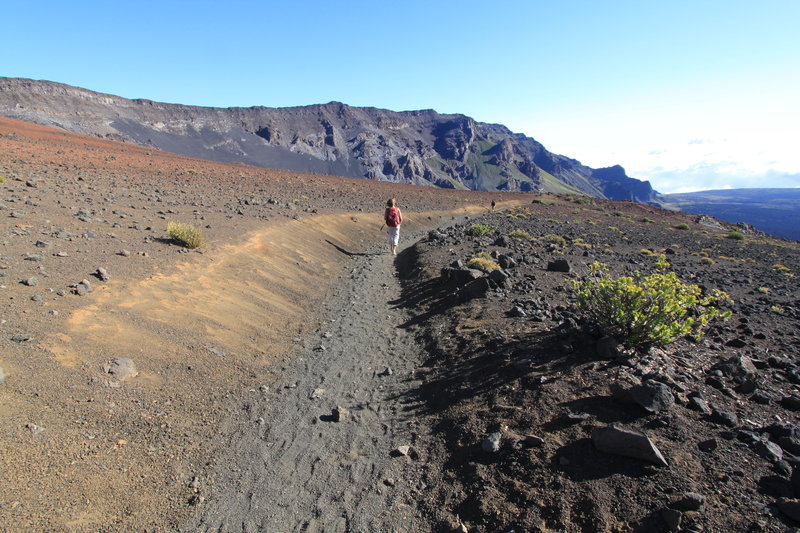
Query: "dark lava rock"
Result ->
[[546, 259, 570, 273], [613, 381, 675, 414], [596, 336, 621, 360], [442, 267, 483, 285], [781, 395, 800, 412], [711, 407, 739, 427], [671, 492, 706, 512], [753, 439, 784, 463], [698, 439, 718, 453], [712, 355, 757, 381], [687, 392, 712, 415], [778, 499, 800, 521], [591, 424, 668, 466]]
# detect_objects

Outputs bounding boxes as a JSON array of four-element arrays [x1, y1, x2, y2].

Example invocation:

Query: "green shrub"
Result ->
[[700, 257, 715, 265], [674, 223, 690, 230], [757, 287, 770, 294], [642, 217, 655, 223], [167, 221, 205, 249], [573, 197, 590, 205], [0, 175, 6, 183], [467, 252, 500, 272], [571, 260, 731, 349], [468, 224, 494, 237], [727, 231, 745, 240]]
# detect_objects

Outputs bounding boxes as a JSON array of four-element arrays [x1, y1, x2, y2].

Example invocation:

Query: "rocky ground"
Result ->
[[0, 116, 799, 532], [396, 200, 800, 532]]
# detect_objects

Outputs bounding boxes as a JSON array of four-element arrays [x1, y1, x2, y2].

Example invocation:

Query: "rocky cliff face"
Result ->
[[0, 77, 658, 201]]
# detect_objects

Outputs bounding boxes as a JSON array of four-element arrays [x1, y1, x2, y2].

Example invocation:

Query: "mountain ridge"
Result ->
[[0, 76, 658, 202]]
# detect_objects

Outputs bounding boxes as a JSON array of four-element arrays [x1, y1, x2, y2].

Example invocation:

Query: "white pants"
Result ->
[[388, 226, 400, 246]]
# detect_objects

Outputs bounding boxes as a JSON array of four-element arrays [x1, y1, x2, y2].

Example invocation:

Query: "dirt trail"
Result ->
[[185, 236, 433, 532]]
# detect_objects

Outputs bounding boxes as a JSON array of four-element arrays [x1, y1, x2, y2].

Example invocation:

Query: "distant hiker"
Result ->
[[384, 198, 403, 256], [491, 200, 496, 211]]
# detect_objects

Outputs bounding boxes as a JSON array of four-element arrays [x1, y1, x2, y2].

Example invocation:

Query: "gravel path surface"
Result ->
[[185, 239, 432, 532]]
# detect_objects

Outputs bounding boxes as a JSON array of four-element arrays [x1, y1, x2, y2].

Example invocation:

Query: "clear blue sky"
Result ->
[[3, 0, 799, 193]]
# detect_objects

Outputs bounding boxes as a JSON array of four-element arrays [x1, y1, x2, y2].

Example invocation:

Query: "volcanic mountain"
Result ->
[[0, 77, 657, 202]]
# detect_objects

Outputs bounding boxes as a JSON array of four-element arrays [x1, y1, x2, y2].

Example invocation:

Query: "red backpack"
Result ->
[[385, 207, 401, 227]]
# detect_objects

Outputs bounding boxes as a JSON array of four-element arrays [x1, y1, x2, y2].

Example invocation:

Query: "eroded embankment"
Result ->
[[0, 206, 487, 532]]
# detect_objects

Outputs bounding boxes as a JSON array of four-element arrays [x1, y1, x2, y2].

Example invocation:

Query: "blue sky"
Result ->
[[3, 0, 799, 193]]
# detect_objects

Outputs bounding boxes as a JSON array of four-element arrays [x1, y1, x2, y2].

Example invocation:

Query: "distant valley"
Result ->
[[660, 188, 800, 241]]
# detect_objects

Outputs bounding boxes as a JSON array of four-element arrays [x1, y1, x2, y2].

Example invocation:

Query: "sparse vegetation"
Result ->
[[468, 224, 494, 237], [700, 257, 715, 265], [641, 217, 655, 223], [0, 175, 6, 183], [675, 223, 690, 230], [541, 234, 567, 245], [572, 258, 731, 349], [166, 221, 205, 249], [771, 305, 785, 314], [467, 252, 500, 272], [508, 229, 533, 241], [758, 287, 770, 294], [773, 263, 791, 272], [727, 231, 745, 240]]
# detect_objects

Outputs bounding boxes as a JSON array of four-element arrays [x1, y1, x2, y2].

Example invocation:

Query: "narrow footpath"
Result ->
[[185, 239, 433, 532]]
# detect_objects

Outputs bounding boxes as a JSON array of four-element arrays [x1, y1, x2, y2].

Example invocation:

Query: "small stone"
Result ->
[[687, 392, 712, 415], [26, 423, 44, 434], [781, 395, 800, 411], [332, 406, 349, 422], [698, 439, 718, 453], [106, 358, 138, 381], [11, 334, 32, 343], [118, 250, 131, 257], [591, 424, 668, 466], [0, 365, 7, 385], [778, 499, 800, 521], [96, 267, 111, 281], [30, 294, 42, 302], [671, 492, 706, 512], [524, 435, 545, 447], [482, 432, 503, 453], [22, 277, 38, 287], [378, 367, 393, 377], [753, 439, 784, 463], [711, 407, 739, 427], [546, 259, 571, 272], [661, 508, 682, 531], [596, 336, 620, 360], [310, 388, 325, 399], [393, 445, 411, 457], [383, 478, 396, 487]]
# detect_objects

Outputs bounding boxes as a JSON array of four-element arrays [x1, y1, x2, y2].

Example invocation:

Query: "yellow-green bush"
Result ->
[[467, 252, 500, 273], [167, 221, 205, 249], [571, 260, 731, 349], [468, 224, 494, 237]]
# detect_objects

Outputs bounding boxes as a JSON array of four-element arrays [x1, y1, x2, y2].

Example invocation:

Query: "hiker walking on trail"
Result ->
[[384, 198, 403, 256]]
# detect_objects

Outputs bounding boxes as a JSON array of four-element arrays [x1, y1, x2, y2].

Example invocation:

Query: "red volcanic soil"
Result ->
[[1, 117, 799, 532]]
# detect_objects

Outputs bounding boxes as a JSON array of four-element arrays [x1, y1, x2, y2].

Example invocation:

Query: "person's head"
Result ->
[[387, 198, 396, 207]]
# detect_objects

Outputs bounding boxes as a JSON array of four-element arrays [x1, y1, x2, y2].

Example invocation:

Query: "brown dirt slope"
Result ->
[[0, 117, 514, 531]]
